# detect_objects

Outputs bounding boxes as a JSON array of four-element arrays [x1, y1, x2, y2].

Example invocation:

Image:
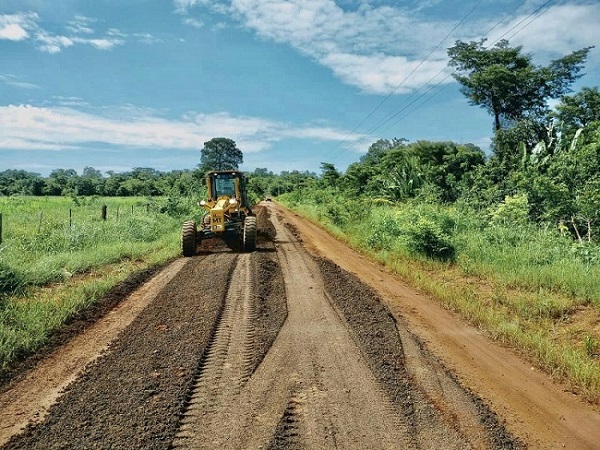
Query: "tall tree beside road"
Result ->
[[200, 138, 243, 171], [447, 39, 592, 132]]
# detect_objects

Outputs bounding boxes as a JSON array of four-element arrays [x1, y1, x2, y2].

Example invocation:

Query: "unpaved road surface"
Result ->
[[1, 203, 596, 449]]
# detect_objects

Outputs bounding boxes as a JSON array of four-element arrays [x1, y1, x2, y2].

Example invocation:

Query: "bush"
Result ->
[[490, 193, 530, 226], [366, 213, 402, 250], [159, 197, 196, 217], [404, 218, 456, 261]]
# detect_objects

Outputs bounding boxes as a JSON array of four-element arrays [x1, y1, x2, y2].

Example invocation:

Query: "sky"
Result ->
[[0, 0, 599, 176]]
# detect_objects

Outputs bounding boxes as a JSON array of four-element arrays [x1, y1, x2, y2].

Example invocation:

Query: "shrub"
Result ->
[[490, 193, 530, 226], [404, 218, 456, 261], [366, 213, 402, 250]]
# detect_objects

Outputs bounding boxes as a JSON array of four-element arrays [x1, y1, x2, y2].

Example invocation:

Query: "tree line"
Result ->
[[0, 167, 205, 197], [0, 163, 317, 203]]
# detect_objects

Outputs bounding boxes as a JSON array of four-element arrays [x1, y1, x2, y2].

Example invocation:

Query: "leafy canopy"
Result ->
[[200, 137, 243, 171], [555, 86, 600, 136], [448, 39, 592, 131]]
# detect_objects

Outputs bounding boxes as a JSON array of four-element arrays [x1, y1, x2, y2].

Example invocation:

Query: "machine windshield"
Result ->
[[214, 175, 235, 197]]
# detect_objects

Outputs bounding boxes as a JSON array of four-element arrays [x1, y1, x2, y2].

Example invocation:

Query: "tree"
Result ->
[[0, 170, 45, 195], [407, 141, 485, 202], [448, 39, 592, 132], [554, 86, 600, 139], [360, 138, 407, 165], [200, 137, 243, 171], [45, 169, 78, 195], [320, 162, 340, 188]]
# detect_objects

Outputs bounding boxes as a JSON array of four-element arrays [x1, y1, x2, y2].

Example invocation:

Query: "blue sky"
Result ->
[[1, 0, 599, 176]]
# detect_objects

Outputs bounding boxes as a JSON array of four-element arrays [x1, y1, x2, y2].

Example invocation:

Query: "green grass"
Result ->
[[279, 192, 600, 402], [0, 196, 187, 293], [0, 196, 190, 372]]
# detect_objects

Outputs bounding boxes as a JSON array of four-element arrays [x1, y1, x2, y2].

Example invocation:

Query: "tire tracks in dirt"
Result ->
[[172, 254, 258, 448], [172, 206, 495, 449]]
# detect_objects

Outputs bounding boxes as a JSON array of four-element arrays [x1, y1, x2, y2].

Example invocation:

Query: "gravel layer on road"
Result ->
[[315, 258, 413, 413], [316, 256, 521, 449], [3, 255, 232, 450]]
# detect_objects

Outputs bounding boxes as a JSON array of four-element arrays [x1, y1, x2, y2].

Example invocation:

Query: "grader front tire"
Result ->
[[243, 216, 257, 252], [182, 220, 197, 257]]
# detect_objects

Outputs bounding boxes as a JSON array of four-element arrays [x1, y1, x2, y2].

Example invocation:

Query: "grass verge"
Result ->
[[0, 196, 191, 374]]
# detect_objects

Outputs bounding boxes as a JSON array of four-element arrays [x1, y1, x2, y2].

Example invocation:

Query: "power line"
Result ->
[[491, 0, 559, 45], [325, 0, 486, 156], [330, 0, 560, 162], [357, 0, 532, 144]]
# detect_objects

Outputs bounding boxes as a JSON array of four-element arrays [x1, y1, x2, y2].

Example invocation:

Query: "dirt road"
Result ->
[[1, 203, 596, 448]]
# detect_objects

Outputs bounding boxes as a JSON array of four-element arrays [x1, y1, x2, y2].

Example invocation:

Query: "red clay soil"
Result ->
[[275, 202, 600, 450]]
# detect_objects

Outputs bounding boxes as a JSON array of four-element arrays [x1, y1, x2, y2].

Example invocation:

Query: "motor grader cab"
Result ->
[[181, 170, 256, 256]]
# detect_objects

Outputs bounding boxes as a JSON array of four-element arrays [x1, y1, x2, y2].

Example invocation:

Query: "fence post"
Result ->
[[0, 212, 3, 244], [38, 211, 43, 233], [69, 209, 72, 228], [131, 205, 134, 215], [101, 205, 107, 221], [116, 206, 120, 222]]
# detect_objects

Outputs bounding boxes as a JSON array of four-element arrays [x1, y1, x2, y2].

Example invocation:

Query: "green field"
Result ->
[[0, 196, 189, 372]]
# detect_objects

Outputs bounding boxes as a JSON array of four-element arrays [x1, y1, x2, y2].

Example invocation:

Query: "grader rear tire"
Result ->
[[243, 216, 257, 252], [182, 220, 197, 257]]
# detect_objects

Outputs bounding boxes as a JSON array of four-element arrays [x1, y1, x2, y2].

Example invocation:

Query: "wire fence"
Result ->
[[0, 202, 155, 244]]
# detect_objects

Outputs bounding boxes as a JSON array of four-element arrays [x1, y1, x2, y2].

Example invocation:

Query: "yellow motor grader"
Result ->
[[182, 170, 256, 256]]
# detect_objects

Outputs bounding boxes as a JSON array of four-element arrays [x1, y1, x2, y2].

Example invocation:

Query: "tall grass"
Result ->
[[0, 196, 190, 294]]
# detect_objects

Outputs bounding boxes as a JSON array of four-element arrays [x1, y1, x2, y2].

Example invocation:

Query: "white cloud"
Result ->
[[174, 0, 454, 94], [133, 32, 163, 44], [483, 3, 600, 61], [174, 0, 600, 94], [182, 17, 204, 28], [0, 23, 29, 40], [0, 74, 39, 89], [36, 33, 74, 53], [322, 52, 451, 94], [0, 105, 369, 153], [0, 12, 37, 41], [66, 15, 95, 35], [0, 12, 131, 53], [82, 37, 123, 50], [174, 0, 197, 14]]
